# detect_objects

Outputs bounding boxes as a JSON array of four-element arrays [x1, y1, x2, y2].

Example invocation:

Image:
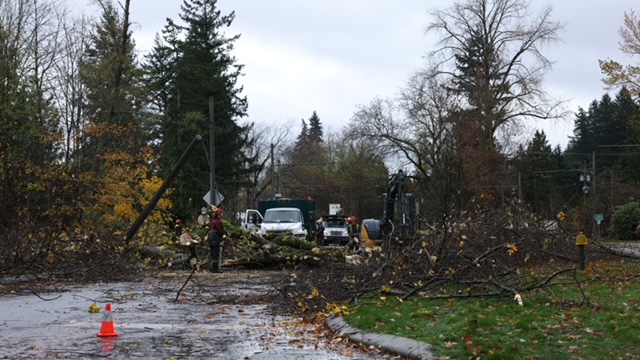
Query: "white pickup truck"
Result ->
[[241, 207, 308, 238]]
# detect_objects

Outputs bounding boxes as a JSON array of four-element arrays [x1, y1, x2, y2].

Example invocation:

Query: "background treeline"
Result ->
[[1, 0, 639, 279]]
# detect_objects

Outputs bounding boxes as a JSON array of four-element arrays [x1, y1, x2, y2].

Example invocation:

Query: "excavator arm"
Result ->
[[382, 169, 415, 237], [361, 169, 417, 244]]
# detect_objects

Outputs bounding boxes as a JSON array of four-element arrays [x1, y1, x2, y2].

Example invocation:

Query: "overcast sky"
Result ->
[[78, 0, 638, 149]]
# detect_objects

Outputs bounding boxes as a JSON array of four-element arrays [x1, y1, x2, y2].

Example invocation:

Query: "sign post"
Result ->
[[594, 214, 604, 238]]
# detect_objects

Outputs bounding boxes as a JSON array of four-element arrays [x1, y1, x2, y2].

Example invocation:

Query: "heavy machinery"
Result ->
[[361, 169, 417, 244]]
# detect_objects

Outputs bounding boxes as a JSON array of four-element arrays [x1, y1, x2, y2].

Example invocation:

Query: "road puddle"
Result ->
[[0, 270, 382, 359]]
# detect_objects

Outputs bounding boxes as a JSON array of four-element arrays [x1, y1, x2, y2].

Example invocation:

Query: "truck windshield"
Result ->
[[263, 209, 301, 223], [325, 218, 347, 228]]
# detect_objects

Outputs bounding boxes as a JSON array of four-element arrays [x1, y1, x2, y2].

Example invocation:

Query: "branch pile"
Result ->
[[291, 198, 634, 314]]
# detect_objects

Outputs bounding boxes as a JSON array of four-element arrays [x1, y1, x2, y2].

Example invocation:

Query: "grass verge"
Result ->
[[343, 260, 640, 359]]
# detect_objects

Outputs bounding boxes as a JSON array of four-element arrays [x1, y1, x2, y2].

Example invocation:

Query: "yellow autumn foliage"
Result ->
[[80, 148, 173, 230]]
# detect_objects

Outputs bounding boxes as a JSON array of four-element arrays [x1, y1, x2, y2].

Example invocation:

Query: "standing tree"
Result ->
[[600, 10, 640, 98], [350, 71, 469, 220], [352, 0, 565, 220], [429, 0, 565, 149], [77, 0, 169, 233], [511, 130, 562, 217], [240, 121, 294, 208], [426, 0, 565, 198], [566, 89, 640, 175], [80, 0, 148, 167], [307, 110, 323, 143], [53, 12, 91, 164], [145, 0, 251, 218], [0, 0, 61, 232], [281, 111, 329, 207], [329, 130, 389, 220], [563, 89, 640, 233]]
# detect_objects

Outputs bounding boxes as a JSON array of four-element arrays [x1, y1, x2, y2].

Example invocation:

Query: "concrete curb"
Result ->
[[327, 316, 435, 360]]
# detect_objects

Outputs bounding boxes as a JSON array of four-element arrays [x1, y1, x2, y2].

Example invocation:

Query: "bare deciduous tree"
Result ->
[[53, 9, 91, 163], [428, 0, 566, 150], [241, 120, 295, 208], [350, 70, 466, 218], [324, 129, 389, 220]]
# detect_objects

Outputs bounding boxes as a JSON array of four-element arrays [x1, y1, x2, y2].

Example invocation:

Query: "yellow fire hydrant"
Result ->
[[576, 231, 588, 270]]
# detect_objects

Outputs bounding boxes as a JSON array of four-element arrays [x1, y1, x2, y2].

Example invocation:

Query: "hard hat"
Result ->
[[176, 219, 182, 224]]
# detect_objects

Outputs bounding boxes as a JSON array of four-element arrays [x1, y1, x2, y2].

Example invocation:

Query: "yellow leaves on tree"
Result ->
[[141, 177, 172, 223], [84, 121, 136, 139], [113, 203, 136, 222], [83, 148, 173, 229]]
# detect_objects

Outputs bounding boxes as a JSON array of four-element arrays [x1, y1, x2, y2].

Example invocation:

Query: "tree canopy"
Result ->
[[428, 0, 565, 151], [144, 0, 253, 218]]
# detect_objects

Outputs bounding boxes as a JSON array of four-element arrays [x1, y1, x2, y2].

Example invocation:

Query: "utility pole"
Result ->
[[276, 159, 281, 198], [270, 143, 275, 198], [209, 96, 217, 207], [580, 159, 593, 235], [592, 151, 597, 237], [125, 135, 202, 243], [581, 160, 589, 205]]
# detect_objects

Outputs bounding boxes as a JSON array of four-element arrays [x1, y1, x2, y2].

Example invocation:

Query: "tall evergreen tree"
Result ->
[[144, 0, 251, 217], [566, 89, 640, 175], [610, 89, 640, 182], [567, 106, 594, 154], [290, 111, 325, 162], [281, 112, 328, 201], [566, 97, 605, 176], [293, 119, 309, 154], [512, 130, 561, 217], [80, 0, 147, 172], [307, 110, 323, 143]]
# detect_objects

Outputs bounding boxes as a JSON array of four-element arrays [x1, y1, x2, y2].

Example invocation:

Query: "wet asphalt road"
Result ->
[[0, 270, 389, 359]]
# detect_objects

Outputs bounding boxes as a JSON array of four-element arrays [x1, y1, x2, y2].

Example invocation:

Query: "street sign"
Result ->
[[594, 214, 604, 221], [203, 190, 224, 206]]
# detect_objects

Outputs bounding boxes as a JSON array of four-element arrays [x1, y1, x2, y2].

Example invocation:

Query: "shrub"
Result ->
[[608, 202, 640, 240]]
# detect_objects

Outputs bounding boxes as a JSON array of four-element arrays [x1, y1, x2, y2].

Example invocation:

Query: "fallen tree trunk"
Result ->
[[221, 233, 344, 268], [137, 233, 346, 270], [138, 245, 179, 260]]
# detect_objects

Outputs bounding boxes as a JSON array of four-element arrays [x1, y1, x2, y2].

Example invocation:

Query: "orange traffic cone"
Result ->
[[97, 303, 119, 337]]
